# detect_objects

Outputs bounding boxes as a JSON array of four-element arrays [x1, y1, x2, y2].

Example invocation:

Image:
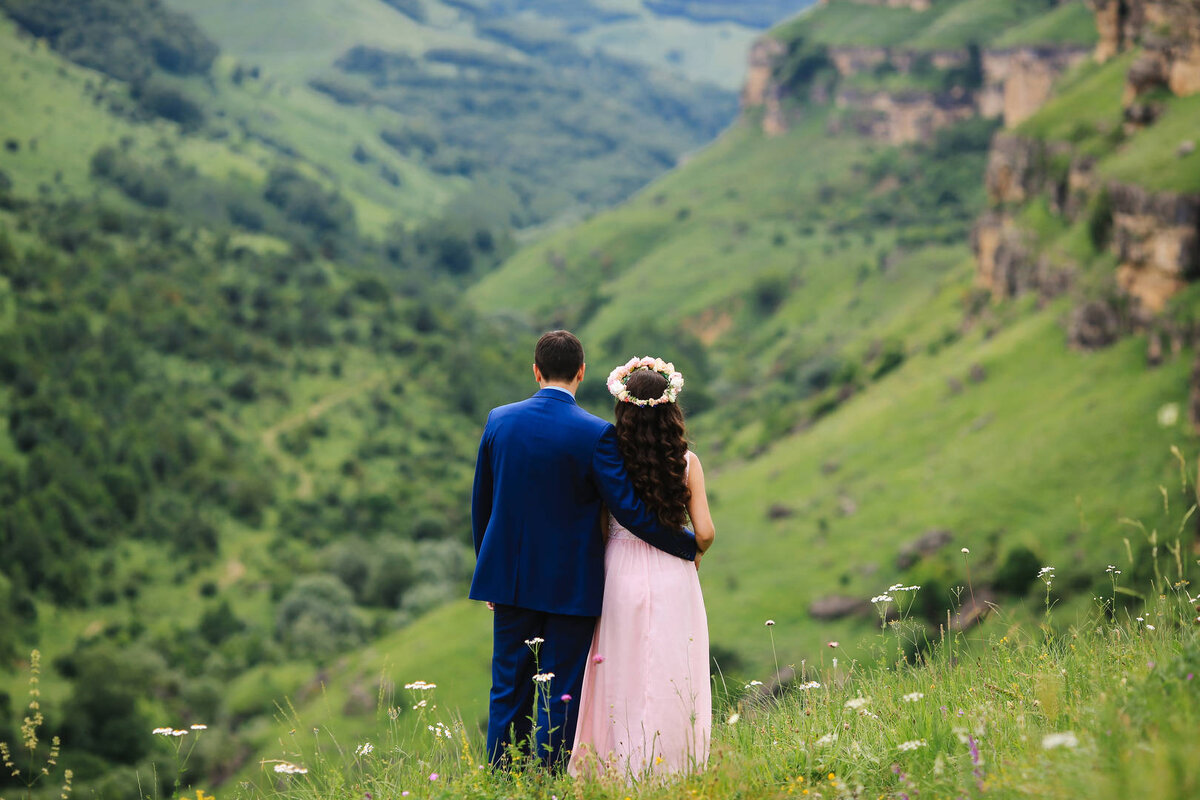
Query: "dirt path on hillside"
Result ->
[[261, 375, 386, 500]]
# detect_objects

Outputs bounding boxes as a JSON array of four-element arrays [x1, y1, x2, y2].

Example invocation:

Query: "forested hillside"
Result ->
[[0, 0, 530, 793]]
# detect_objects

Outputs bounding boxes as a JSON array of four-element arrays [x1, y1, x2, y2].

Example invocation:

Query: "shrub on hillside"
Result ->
[[275, 574, 364, 658], [263, 167, 356, 238], [993, 545, 1042, 595], [0, 0, 217, 83], [89, 146, 171, 208], [132, 79, 206, 129]]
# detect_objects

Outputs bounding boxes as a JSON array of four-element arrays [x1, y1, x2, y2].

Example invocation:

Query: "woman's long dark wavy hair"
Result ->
[[613, 369, 691, 529]]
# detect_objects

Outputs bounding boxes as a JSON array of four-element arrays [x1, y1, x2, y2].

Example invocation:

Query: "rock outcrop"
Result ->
[[977, 131, 1200, 309], [829, 46, 969, 80], [1089, 0, 1200, 98], [981, 47, 1092, 127], [1109, 183, 1200, 313], [829, 46, 891, 79], [741, 37, 789, 135], [834, 87, 976, 145], [982, 133, 1081, 212], [972, 212, 1073, 300], [895, 529, 953, 569]]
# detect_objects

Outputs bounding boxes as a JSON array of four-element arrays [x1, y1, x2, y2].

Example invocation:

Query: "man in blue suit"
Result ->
[[470, 330, 697, 768]]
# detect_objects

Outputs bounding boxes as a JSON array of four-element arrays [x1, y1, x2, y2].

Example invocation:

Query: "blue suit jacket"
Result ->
[[469, 388, 697, 617]]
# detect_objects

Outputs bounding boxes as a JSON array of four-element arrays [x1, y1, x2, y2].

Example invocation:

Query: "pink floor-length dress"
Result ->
[[569, 454, 711, 779]]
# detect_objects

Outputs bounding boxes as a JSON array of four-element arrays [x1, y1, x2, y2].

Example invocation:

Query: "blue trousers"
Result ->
[[487, 604, 596, 768]]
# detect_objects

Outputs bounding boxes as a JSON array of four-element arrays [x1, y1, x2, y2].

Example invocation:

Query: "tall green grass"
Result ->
[[220, 512, 1199, 800]]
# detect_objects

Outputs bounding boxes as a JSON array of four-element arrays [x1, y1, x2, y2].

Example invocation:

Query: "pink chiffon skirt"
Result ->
[[568, 526, 711, 779]]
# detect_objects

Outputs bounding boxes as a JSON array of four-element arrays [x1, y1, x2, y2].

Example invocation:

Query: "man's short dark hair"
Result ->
[[535, 330, 585, 382]]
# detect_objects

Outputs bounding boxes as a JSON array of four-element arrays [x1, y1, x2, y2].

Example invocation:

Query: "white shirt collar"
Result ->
[[542, 385, 575, 398]]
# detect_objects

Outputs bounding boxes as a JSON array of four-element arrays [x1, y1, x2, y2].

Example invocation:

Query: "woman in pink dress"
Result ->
[[569, 357, 716, 780]]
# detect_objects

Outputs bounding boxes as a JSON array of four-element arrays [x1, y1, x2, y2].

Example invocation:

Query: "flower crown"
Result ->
[[606, 356, 684, 407]]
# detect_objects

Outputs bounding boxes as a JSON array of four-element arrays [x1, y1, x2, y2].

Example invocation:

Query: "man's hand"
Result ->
[[487, 601, 495, 611]]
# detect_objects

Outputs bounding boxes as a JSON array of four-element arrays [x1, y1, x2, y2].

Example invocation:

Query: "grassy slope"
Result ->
[[0, 16, 453, 235], [1018, 47, 1200, 193], [771, 0, 1079, 50], [230, 594, 1200, 800], [991, 0, 1098, 48]]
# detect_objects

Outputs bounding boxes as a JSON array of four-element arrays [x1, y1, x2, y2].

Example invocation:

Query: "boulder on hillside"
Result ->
[[896, 529, 953, 569], [1067, 299, 1122, 350], [949, 587, 998, 632]]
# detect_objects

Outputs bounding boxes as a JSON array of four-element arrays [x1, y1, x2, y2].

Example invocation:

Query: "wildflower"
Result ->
[[765, 620, 775, 627], [815, 732, 837, 746], [745, 680, 764, 688], [727, 713, 740, 724], [1038, 566, 1055, 584], [897, 739, 927, 752], [273, 762, 308, 775], [561, 694, 573, 703], [961, 547, 970, 554], [524, 637, 545, 647], [428, 722, 453, 739], [827, 641, 839, 648], [171, 730, 189, 737], [355, 743, 374, 756], [1146, 624, 1156, 631], [967, 734, 983, 764], [1042, 731, 1079, 750], [429, 772, 439, 781], [1158, 403, 1180, 427], [152, 728, 173, 736], [902, 692, 924, 702], [888, 583, 920, 592], [533, 672, 555, 683], [593, 654, 606, 664], [844, 697, 869, 710], [1105, 565, 1121, 575], [413, 699, 428, 710], [798, 681, 822, 690], [404, 681, 437, 691], [870, 594, 893, 604], [189, 724, 207, 731]]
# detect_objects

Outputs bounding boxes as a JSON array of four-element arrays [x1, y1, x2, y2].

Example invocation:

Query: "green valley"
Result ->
[[2, 0, 1199, 797]]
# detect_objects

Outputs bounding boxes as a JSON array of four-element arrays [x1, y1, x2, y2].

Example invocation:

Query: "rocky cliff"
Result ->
[[973, 0, 1200, 319], [981, 46, 1092, 126], [1111, 184, 1200, 310], [1090, 0, 1200, 98], [743, 3, 1095, 141], [741, 36, 789, 135], [833, 87, 976, 145]]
